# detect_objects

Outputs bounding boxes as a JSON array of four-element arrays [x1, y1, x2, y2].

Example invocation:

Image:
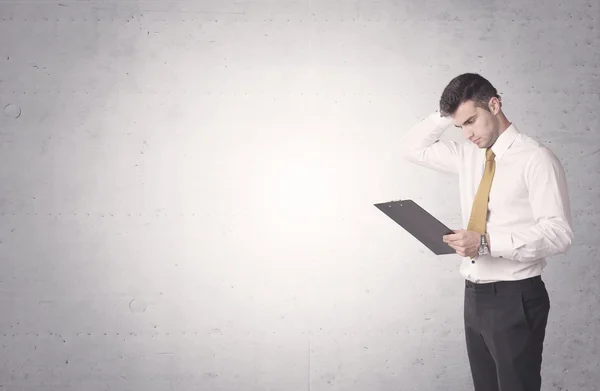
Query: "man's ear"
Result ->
[[488, 97, 501, 115]]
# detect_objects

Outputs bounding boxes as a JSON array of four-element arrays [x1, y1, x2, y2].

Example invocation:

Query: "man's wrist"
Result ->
[[430, 110, 454, 127], [485, 233, 491, 251]]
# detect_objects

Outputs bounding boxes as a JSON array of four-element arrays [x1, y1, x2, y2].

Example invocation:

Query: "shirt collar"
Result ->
[[489, 122, 519, 161]]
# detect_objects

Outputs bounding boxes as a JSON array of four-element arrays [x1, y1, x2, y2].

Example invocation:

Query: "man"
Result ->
[[399, 73, 573, 391]]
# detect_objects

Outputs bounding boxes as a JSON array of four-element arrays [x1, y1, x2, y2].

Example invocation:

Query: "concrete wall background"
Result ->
[[0, 0, 598, 390]]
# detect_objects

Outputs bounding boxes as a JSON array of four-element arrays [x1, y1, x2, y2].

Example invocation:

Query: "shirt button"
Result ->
[[499, 256, 503, 258]]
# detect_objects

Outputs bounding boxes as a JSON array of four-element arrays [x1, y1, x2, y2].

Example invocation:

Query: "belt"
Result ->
[[465, 275, 542, 293]]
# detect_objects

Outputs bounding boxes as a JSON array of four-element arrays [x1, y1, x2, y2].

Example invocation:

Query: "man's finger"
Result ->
[[443, 233, 461, 242]]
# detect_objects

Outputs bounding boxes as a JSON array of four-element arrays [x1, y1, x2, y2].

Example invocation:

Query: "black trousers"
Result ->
[[464, 275, 550, 391]]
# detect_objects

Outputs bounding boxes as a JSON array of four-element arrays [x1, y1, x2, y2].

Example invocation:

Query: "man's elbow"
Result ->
[[555, 222, 574, 254], [400, 147, 423, 164]]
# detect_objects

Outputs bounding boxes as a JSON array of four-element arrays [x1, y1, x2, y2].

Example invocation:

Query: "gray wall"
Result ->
[[0, 1, 598, 390]]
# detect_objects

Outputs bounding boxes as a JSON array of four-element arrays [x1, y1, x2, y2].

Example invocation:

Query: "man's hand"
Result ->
[[443, 230, 481, 258]]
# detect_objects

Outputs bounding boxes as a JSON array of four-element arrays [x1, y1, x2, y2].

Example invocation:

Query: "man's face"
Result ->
[[452, 99, 500, 149]]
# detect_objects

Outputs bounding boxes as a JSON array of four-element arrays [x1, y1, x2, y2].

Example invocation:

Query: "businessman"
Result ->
[[400, 73, 573, 391]]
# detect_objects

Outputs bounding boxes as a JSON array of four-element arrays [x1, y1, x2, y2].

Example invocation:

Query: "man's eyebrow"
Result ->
[[454, 115, 476, 128]]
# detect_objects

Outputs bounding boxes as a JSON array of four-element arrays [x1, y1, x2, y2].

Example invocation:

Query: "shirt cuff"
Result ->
[[488, 229, 516, 260]]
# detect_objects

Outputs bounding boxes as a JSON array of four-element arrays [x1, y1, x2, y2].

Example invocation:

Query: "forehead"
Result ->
[[453, 100, 479, 126]]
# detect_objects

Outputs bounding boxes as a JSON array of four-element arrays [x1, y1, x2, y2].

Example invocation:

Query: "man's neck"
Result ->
[[498, 116, 512, 135]]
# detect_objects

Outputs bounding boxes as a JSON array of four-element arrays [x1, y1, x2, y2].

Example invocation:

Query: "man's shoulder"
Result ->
[[514, 135, 565, 174], [512, 132, 556, 157]]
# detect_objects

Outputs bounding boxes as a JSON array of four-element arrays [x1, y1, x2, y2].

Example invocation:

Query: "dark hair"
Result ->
[[439, 73, 501, 116]]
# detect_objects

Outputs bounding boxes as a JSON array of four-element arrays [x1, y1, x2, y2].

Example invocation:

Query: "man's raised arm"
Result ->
[[400, 111, 462, 174]]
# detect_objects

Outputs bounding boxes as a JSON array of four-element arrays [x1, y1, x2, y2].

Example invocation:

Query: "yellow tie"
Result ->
[[467, 148, 495, 234]]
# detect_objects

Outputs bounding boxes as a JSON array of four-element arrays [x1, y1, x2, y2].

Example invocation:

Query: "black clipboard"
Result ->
[[374, 199, 456, 255]]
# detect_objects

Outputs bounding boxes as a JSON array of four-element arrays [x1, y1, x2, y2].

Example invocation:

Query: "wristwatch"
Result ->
[[478, 234, 489, 256]]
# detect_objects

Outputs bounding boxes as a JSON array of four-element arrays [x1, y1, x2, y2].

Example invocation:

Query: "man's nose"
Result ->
[[463, 127, 473, 139]]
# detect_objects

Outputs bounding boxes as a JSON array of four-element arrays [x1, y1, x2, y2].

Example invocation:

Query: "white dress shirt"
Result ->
[[400, 111, 573, 283]]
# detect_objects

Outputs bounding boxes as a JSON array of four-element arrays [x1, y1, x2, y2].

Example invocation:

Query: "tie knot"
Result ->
[[486, 148, 495, 161]]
